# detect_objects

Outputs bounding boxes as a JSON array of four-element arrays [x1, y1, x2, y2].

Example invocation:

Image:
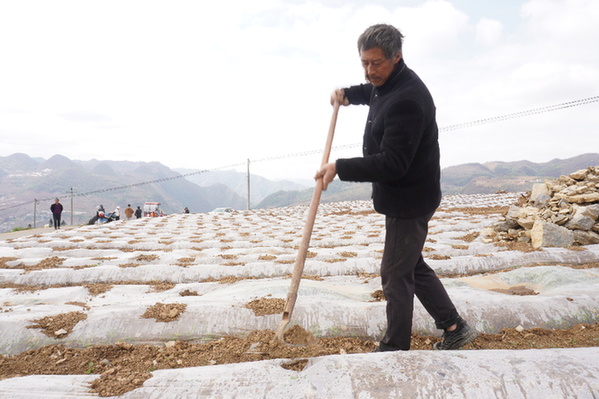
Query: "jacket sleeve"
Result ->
[[336, 98, 426, 183], [344, 84, 373, 106]]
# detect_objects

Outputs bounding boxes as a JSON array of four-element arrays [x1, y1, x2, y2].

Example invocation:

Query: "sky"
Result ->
[[1, 0, 598, 181]]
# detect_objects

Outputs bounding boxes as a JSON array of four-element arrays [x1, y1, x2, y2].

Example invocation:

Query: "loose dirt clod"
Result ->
[[141, 303, 187, 322], [179, 289, 199, 296], [491, 286, 539, 296], [281, 358, 309, 371], [244, 297, 285, 316], [85, 283, 114, 296], [26, 311, 88, 338], [147, 280, 176, 292], [282, 325, 317, 345], [370, 289, 386, 301]]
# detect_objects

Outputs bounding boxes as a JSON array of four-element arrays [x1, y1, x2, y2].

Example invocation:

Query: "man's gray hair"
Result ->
[[357, 24, 404, 60]]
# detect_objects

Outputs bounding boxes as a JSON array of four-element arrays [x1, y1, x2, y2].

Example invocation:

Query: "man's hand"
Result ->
[[314, 162, 337, 190], [331, 89, 349, 106]]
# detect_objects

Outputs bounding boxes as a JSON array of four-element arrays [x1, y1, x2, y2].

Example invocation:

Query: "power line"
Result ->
[[1, 95, 597, 213], [438, 95, 599, 132], [253, 95, 599, 161]]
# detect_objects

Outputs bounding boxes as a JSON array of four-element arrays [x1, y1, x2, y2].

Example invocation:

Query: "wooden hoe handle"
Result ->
[[275, 101, 340, 340]]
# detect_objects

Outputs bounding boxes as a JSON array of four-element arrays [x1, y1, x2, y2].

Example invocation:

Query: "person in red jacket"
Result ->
[[50, 198, 63, 229], [315, 24, 477, 351]]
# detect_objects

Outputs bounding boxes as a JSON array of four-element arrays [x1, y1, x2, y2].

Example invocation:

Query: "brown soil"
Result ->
[[1, 323, 597, 397], [244, 297, 286, 316], [26, 311, 88, 338], [370, 289, 386, 301], [85, 283, 114, 296], [491, 286, 539, 295], [147, 280, 176, 292], [22, 256, 66, 273], [179, 289, 199, 296], [141, 303, 187, 322], [439, 206, 510, 215]]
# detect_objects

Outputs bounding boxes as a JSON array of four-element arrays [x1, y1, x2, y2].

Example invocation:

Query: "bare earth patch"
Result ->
[[0, 257, 19, 268], [179, 289, 199, 296], [26, 311, 88, 338], [370, 289, 386, 301], [141, 303, 187, 322], [495, 241, 538, 252], [456, 232, 480, 243], [147, 281, 176, 292], [491, 286, 539, 296], [22, 256, 66, 273], [439, 206, 509, 215], [427, 254, 451, 260], [244, 297, 286, 316], [85, 283, 114, 296]]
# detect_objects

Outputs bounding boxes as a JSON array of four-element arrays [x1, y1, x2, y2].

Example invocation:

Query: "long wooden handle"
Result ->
[[279, 101, 340, 324]]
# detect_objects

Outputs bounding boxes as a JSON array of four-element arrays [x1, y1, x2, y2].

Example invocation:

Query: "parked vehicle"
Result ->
[[211, 207, 234, 213], [143, 202, 165, 217], [88, 211, 118, 225]]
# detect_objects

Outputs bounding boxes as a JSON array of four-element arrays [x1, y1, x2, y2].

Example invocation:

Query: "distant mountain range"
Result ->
[[0, 153, 310, 233], [0, 152, 597, 233], [440, 153, 599, 195], [253, 153, 599, 208], [174, 168, 308, 205], [0, 154, 245, 233]]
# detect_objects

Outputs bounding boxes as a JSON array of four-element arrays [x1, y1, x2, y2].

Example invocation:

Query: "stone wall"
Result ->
[[482, 166, 599, 248]]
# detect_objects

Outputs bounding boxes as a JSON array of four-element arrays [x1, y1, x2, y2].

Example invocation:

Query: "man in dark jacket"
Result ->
[[315, 24, 477, 351], [50, 198, 63, 229]]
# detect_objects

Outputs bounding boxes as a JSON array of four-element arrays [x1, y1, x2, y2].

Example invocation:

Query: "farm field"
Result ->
[[1, 192, 598, 398]]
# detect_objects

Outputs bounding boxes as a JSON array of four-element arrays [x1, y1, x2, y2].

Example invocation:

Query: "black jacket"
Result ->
[[50, 203, 63, 215], [336, 58, 441, 218]]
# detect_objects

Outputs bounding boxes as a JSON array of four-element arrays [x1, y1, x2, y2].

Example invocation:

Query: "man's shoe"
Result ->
[[433, 319, 478, 350], [373, 342, 401, 352]]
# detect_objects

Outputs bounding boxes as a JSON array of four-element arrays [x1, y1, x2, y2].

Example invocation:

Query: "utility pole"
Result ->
[[33, 199, 38, 228], [246, 159, 251, 210], [67, 187, 75, 226], [69, 187, 74, 225]]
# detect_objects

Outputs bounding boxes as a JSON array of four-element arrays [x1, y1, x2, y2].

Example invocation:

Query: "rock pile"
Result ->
[[483, 166, 599, 249]]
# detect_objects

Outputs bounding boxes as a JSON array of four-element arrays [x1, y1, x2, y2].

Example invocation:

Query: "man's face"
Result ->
[[360, 47, 401, 86]]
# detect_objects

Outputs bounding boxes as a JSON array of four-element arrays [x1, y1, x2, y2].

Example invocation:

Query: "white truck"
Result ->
[[143, 202, 165, 217]]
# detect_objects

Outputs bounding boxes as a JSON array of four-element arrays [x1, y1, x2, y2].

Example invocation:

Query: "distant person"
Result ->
[[134, 206, 142, 219], [114, 206, 120, 221], [315, 24, 477, 351], [124, 204, 134, 220], [50, 198, 63, 230], [183, 207, 190, 214], [97, 204, 105, 216]]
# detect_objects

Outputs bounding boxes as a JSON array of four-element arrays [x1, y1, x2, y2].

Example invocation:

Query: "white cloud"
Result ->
[[0, 0, 598, 180], [396, 0, 470, 58], [475, 18, 503, 46]]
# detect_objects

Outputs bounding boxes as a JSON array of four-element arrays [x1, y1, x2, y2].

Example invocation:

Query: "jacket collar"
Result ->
[[376, 58, 406, 94]]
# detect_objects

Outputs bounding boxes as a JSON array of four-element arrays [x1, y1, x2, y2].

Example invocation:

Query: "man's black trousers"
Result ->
[[52, 214, 61, 229], [380, 212, 459, 350]]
